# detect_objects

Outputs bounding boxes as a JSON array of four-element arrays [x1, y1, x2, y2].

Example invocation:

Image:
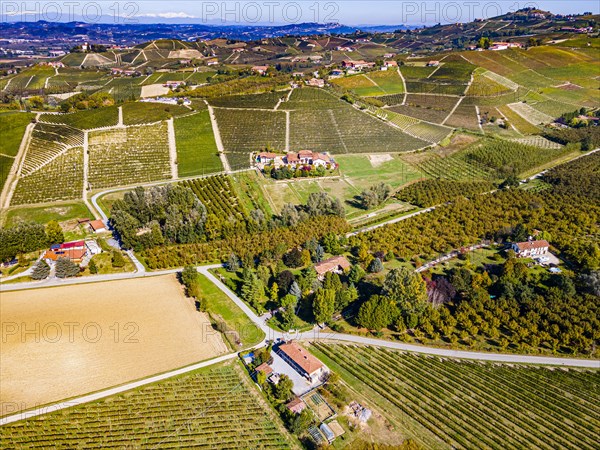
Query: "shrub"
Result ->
[[31, 260, 50, 280], [55, 257, 80, 278]]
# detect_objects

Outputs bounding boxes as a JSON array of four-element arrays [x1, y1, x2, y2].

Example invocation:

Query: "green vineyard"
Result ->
[[12, 147, 84, 205], [311, 343, 600, 450], [182, 175, 248, 222], [88, 123, 172, 189], [0, 365, 292, 449]]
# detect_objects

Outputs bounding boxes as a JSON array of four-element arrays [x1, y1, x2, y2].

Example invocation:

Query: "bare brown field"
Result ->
[[0, 275, 227, 415]]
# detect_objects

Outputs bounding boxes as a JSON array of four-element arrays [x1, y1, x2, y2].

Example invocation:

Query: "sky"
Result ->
[[2, 1, 598, 25]]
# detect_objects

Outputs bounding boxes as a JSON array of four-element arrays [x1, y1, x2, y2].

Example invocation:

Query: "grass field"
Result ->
[[174, 111, 222, 177], [0, 155, 14, 192], [0, 363, 292, 449], [311, 343, 600, 450], [3, 202, 91, 227], [0, 111, 34, 157], [195, 273, 264, 349], [39, 107, 119, 130], [0, 275, 227, 414]]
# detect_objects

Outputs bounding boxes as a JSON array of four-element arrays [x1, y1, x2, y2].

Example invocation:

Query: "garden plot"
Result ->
[[214, 108, 287, 153], [0, 275, 227, 415], [11, 147, 84, 205], [508, 102, 554, 126], [88, 122, 171, 188]]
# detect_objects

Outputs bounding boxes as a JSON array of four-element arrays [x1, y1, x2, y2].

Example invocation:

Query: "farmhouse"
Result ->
[[45, 240, 87, 262], [255, 362, 273, 376], [314, 255, 351, 279], [286, 397, 307, 414], [308, 78, 325, 88], [490, 42, 523, 51], [164, 80, 186, 89], [384, 60, 398, 68], [257, 152, 277, 164], [427, 60, 440, 67], [341, 60, 374, 70], [89, 219, 107, 233], [276, 342, 327, 383], [511, 240, 550, 258], [251, 65, 269, 75]]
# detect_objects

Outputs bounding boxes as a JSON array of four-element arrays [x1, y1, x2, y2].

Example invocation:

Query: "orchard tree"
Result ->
[[383, 268, 428, 315], [45, 221, 64, 245], [357, 295, 398, 331], [348, 265, 366, 284], [313, 288, 335, 324]]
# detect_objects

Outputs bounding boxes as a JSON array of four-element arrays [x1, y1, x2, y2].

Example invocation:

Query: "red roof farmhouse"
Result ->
[[276, 342, 326, 382]]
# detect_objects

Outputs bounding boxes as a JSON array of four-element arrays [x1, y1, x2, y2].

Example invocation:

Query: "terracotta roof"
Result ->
[[385, 60, 398, 66], [255, 362, 273, 375], [89, 220, 106, 231], [314, 255, 351, 276], [298, 150, 313, 158], [279, 342, 324, 375], [286, 153, 300, 162], [286, 397, 306, 413], [313, 153, 330, 161], [258, 152, 277, 159], [45, 247, 86, 262], [514, 240, 549, 251]]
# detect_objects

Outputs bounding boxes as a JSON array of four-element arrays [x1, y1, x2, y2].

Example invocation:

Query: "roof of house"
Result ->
[[278, 342, 324, 375], [385, 60, 398, 66], [45, 247, 86, 261], [252, 65, 269, 70], [286, 153, 300, 162], [258, 152, 277, 159], [255, 362, 273, 375], [298, 150, 313, 158], [61, 240, 85, 249], [513, 240, 550, 251], [286, 397, 306, 412], [314, 255, 351, 276], [313, 153, 330, 161], [89, 220, 106, 231]]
